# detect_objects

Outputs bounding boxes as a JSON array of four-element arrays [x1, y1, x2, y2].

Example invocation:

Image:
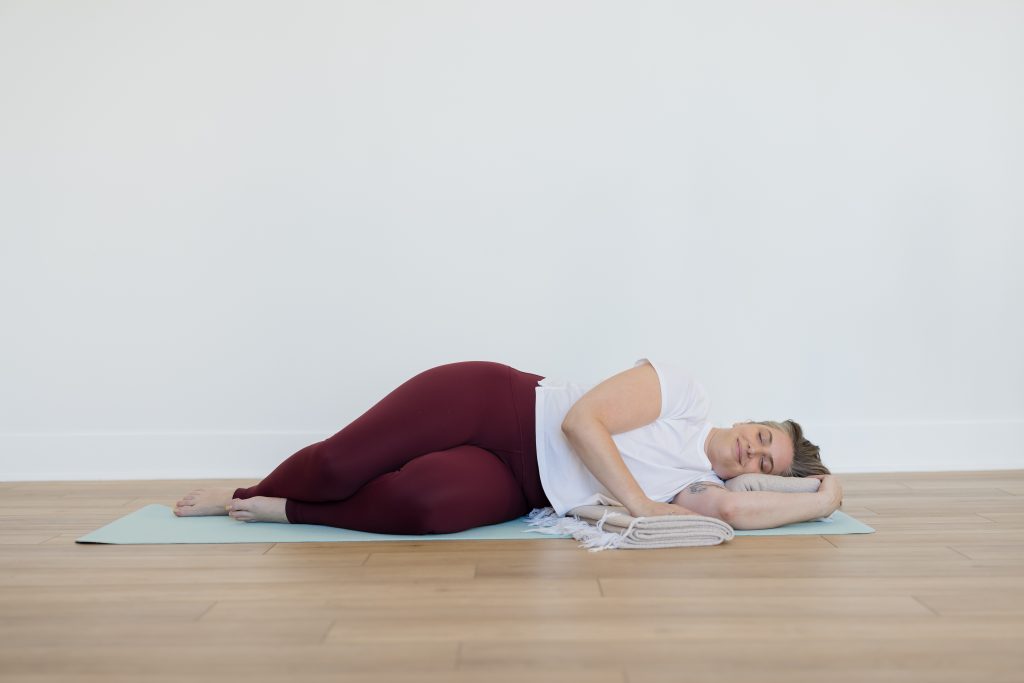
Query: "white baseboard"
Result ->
[[1, 419, 1023, 481]]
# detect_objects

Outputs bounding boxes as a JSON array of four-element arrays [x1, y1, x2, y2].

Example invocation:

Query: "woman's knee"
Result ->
[[392, 446, 528, 534]]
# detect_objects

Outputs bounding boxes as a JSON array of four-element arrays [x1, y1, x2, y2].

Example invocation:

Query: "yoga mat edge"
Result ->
[[75, 505, 874, 545]]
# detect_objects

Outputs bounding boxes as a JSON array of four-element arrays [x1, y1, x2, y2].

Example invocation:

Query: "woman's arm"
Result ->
[[561, 417, 652, 515], [725, 489, 836, 529], [674, 476, 842, 529], [560, 362, 668, 517]]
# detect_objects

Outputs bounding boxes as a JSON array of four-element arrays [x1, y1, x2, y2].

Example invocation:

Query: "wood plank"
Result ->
[[0, 619, 334, 647], [901, 477, 1024, 490], [949, 544, 1024, 560], [861, 498, 1024, 514], [0, 643, 459, 675], [976, 512, 1024, 526], [0, 564, 476, 586], [597, 560, 1023, 579], [915, 592, 1024, 616], [460, 637, 1024, 670], [826, 529, 1024, 546], [0, 576, 602, 604], [0, 553, 370, 570], [317, 597, 931, 643], [626, 666, 1023, 683], [0, 600, 212, 620], [199, 595, 929, 622], [0, 674, 624, 683], [0, 497, 139, 508], [0, 533, 64, 545], [0, 542, 278, 556]]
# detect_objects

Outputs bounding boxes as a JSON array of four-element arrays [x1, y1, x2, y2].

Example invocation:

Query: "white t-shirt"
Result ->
[[534, 358, 725, 516]]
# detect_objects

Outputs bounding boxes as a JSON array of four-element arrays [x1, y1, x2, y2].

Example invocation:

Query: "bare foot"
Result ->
[[174, 487, 234, 517], [227, 496, 290, 524]]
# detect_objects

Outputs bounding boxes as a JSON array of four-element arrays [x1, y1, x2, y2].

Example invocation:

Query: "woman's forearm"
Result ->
[[725, 491, 833, 530], [561, 418, 649, 513]]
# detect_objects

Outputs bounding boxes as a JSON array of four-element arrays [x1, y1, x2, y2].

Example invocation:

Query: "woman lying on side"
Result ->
[[175, 358, 841, 532]]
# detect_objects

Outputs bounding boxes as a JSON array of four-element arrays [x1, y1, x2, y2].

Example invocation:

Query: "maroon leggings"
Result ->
[[232, 361, 550, 535]]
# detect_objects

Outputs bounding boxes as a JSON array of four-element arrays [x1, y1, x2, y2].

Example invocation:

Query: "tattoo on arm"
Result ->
[[688, 482, 711, 494]]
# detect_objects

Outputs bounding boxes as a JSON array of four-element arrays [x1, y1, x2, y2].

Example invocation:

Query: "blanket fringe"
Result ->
[[523, 506, 632, 552]]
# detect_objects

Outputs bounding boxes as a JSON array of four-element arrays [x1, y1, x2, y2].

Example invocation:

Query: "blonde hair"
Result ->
[[746, 419, 830, 478]]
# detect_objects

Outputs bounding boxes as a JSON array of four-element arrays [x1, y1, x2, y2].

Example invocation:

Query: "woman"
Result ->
[[174, 358, 842, 532]]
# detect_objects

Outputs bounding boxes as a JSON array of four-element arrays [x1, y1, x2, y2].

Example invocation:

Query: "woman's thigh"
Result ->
[[284, 444, 531, 535], [240, 360, 524, 503]]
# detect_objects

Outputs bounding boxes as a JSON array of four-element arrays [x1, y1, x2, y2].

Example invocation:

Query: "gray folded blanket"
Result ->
[[522, 474, 821, 552], [524, 504, 735, 551]]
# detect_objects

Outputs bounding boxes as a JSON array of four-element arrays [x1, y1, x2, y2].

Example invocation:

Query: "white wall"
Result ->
[[1, 0, 1022, 481]]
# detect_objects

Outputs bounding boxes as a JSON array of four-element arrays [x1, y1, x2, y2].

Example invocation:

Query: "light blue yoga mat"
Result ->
[[75, 505, 873, 544], [734, 510, 874, 536]]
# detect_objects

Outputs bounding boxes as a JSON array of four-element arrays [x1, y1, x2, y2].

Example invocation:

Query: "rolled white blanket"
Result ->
[[523, 504, 734, 552], [725, 473, 820, 493]]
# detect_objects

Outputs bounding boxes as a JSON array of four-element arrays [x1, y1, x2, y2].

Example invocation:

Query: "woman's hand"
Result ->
[[628, 499, 701, 518], [810, 475, 843, 516]]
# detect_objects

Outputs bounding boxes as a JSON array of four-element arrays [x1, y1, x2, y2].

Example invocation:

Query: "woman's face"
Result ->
[[709, 422, 795, 480]]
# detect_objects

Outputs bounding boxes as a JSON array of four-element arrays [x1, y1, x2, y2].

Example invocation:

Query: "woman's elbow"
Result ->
[[714, 497, 739, 527], [716, 495, 762, 529]]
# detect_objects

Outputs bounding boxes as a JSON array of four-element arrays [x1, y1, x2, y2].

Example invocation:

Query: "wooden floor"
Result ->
[[1, 470, 1023, 683]]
